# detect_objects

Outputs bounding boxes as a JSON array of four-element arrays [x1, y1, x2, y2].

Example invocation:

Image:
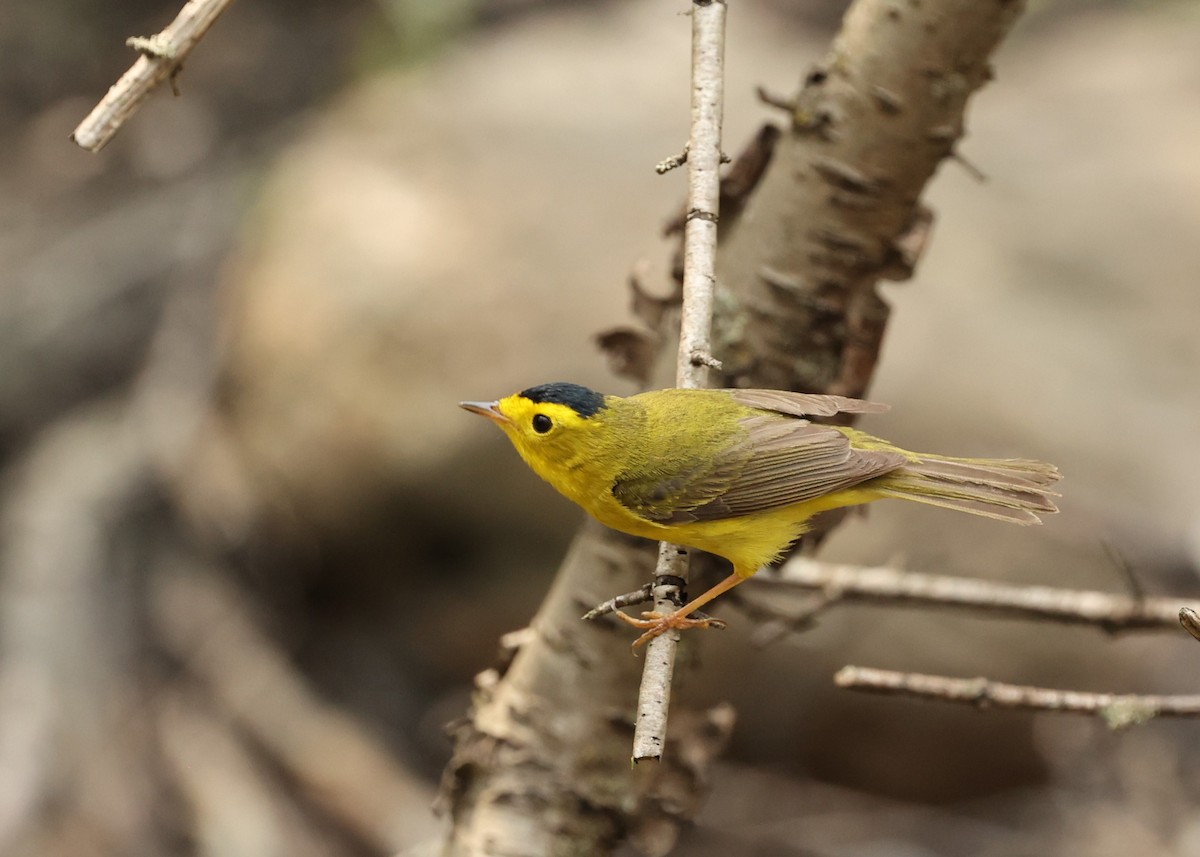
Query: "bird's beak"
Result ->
[[459, 400, 508, 424]]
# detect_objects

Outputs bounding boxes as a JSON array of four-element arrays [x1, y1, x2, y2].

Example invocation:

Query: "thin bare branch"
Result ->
[[634, 0, 726, 764], [1103, 541, 1145, 602], [755, 84, 795, 113], [948, 148, 988, 183], [582, 583, 655, 620], [72, 0, 238, 152], [834, 666, 1200, 728], [761, 557, 1199, 632]]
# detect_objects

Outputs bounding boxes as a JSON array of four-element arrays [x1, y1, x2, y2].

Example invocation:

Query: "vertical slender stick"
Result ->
[[632, 0, 726, 763]]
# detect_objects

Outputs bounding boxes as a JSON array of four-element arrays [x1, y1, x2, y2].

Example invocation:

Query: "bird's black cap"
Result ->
[[519, 382, 607, 418]]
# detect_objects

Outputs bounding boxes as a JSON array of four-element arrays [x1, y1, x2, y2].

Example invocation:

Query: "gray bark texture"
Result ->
[[716, 0, 1024, 398]]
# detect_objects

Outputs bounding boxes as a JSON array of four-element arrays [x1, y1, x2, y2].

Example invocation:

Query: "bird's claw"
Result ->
[[613, 609, 728, 651]]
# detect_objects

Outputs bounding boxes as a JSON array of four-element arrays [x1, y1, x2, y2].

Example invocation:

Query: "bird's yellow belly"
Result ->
[[586, 486, 883, 577]]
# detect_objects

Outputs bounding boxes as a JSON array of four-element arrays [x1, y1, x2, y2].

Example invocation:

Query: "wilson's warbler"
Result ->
[[461, 383, 1060, 646]]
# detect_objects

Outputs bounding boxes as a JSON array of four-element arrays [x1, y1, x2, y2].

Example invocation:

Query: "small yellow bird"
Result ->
[[461, 383, 1060, 647]]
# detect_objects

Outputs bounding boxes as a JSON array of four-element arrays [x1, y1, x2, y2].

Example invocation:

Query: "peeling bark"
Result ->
[[715, 0, 1025, 397]]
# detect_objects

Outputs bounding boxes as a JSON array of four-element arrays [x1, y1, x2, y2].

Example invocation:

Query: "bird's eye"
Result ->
[[532, 414, 553, 434]]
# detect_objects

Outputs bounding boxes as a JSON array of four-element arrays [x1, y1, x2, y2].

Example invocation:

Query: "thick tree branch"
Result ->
[[439, 525, 733, 857], [72, 0, 238, 152], [715, 0, 1024, 397]]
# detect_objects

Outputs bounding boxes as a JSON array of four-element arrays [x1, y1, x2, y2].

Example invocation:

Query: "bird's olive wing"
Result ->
[[612, 415, 905, 524], [609, 448, 745, 524], [729, 389, 889, 417]]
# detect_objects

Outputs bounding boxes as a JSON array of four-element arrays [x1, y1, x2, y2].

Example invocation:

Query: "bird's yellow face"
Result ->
[[460, 383, 612, 490]]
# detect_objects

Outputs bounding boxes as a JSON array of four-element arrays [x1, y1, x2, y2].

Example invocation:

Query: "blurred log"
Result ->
[[0, 169, 243, 452], [0, 391, 438, 856], [159, 689, 316, 857], [0, 400, 160, 855]]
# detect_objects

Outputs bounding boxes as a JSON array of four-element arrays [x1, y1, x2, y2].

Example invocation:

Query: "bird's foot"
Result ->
[[613, 609, 728, 651]]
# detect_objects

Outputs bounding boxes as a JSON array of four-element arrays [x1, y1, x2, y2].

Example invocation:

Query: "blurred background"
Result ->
[[1, 0, 1199, 854]]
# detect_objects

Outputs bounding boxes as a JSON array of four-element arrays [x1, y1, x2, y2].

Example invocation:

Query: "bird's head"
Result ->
[[460, 382, 611, 477]]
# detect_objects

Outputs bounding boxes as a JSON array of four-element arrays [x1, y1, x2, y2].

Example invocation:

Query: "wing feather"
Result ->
[[729, 389, 889, 417], [612, 410, 904, 524]]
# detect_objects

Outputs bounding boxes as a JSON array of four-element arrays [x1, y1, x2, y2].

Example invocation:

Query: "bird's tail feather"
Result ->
[[872, 452, 1061, 525]]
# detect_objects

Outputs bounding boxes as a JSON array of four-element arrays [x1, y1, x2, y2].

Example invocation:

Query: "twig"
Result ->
[[761, 557, 1200, 633], [755, 84, 795, 113], [948, 148, 988, 183], [633, 0, 726, 764], [656, 146, 689, 175], [582, 583, 655, 620], [72, 0, 239, 152], [1180, 607, 1200, 643], [1103, 541, 1145, 602], [834, 666, 1200, 729]]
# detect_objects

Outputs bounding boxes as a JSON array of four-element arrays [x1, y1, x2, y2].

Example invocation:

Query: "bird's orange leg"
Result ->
[[614, 572, 747, 649]]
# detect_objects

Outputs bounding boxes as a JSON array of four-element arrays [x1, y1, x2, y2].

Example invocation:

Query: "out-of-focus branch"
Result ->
[[72, 0, 238, 152], [753, 557, 1200, 632], [152, 564, 438, 853], [634, 0, 727, 765], [834, 666, 1200, 729]]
